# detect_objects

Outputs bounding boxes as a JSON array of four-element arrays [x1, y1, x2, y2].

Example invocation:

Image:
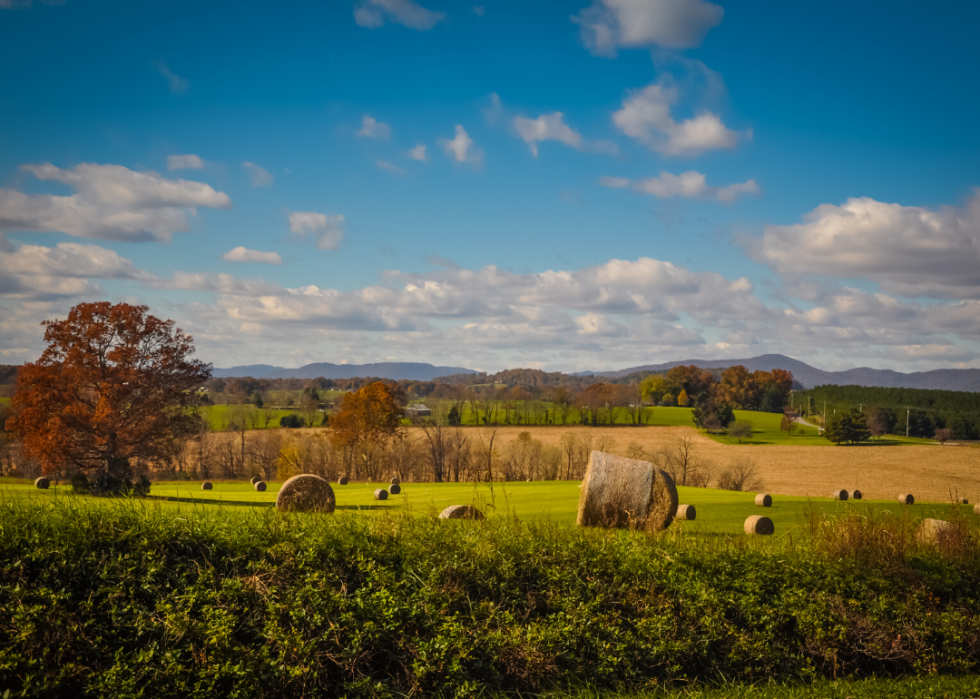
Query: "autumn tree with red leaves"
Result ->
[[5, 302, 211, 488]]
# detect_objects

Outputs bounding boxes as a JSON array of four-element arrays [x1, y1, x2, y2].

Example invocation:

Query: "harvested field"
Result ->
[[410, 425, 978, 503]]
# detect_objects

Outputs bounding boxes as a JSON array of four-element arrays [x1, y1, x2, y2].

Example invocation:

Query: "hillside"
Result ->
[[586, 354, 980, 391], [213, 361, 477, 381]]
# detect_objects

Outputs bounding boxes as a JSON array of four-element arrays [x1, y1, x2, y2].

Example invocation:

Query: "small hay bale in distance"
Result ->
[[276, 474, 335, 513], [975, 504, 980, 516], [374, 488, 388, 501], [744, 515, 775, 536], [576, 451, 678, 532], [898, 493, 914, 505], [201, 481, 212, 490], [254, 481, 267, 492], [389, 483, 401, 495], [439, 505, 485, 520], [34, 476, 50, 490], [249, 476, 259, 485], [850, 490, 863, 500], [958, 497, 969, 505], [755, 493, 772, 507], [918, 518, 954, 545], [338, 476, 349, 485], [676, 504, 696, 521], [831, 489, 848, 501], [390, 476, 400, 486]]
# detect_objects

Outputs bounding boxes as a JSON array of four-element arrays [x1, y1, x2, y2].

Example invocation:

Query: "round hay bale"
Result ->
[[898, 493, 914, 505], [975, 504, 980, 516], [831, 489, 848, 501], [390, 476, 400, 486], [249, 476, 259, 485], [918, 518, 954, 545], [338, 476, 349, 485], [958, 497, 969, 505], [755, 493, 772, 507], [201, 481, 212, 490], [744, 515, 774, 536], [439, 505, 485, 520], [276, 474, 336, 513], [34, 476, 50, 490], [576, 451, 678, 532], [254, 481, 267, 492], [676, 504, 696, 521], [389, 483, 401, 495], [850, 490, 863, 500], [374, 488, 388, 501]]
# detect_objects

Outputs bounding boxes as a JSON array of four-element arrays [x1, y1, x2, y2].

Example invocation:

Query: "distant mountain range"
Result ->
[[580, 354, 980, 391], [212, 362, 477, 381]]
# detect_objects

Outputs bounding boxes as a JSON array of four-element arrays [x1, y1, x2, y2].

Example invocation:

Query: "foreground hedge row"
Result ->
[[0, 501, 978, 698]]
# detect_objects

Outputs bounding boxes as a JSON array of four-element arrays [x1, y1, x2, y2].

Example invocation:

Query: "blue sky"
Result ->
[[2, 0, 980, 373]]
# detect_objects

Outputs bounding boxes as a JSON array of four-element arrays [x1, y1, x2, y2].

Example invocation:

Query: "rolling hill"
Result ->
[[213, 361, 477, 381]]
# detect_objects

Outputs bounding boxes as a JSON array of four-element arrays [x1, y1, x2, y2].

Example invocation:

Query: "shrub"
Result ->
[[279, 414, 304, 429], [716, 456, 762, 492]]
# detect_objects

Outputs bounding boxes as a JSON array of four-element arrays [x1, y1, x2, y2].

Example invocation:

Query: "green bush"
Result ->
[[0, 502, 978, 698]]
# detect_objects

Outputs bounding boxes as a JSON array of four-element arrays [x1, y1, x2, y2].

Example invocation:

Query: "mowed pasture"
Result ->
[[3, 477, 976, 536]]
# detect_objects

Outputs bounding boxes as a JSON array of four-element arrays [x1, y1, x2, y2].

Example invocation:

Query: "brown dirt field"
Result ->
[[427, 425, 980, 503]]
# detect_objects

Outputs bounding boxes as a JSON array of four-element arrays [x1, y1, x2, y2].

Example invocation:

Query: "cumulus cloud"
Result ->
[[222, 247, 283, 265], [612, 77, 740, 156], [288, 211, 345, 250], [513, 112, 618, 157], [573, 0, 724, 57], [242, 161, 274, 187], [167, 154, 205, 171], [0, 162, 232, 243], [357, 115, 392, 140], [354, 0, 445, 30], [438, 125, 482, 166], [406, 144, 429, 162], [601, 171, 760, 202], [0, 242, 148, 299], [749, 191, 980, 299], [150, 59, 189, 94]]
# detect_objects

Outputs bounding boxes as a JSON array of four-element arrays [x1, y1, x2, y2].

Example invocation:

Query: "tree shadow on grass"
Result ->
[[145, 495, 390, 511]]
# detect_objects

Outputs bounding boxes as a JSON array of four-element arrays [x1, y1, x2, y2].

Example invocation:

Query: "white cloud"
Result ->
[[438, 125, 483, 166], [750, 191, 980, 299], [377, 160, 406, 175], [406, 144, 429, 162], [0, 242, 148, 299], [512, 112, 617, 157], [288, 211, 345, 250], [601, 171, 760, 202], [222, 247, 283, 265], [612, 77, 740, 156], [573, 0, 724, 56], [167, 154, 205, 171], [0, 162, 232, 243], [357, 115, 392, 140], [150, 59, 189, 94], [354, 0, 445, 30], [242, 161, 274, 187], [483, 92, 503, 125]]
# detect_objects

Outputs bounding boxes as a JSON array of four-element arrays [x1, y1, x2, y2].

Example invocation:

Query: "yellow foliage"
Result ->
[[677, 389, 690, 407], [276, 444, 306, 480]]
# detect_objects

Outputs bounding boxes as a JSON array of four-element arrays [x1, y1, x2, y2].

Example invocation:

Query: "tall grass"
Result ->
[[0, 497, 978, 698]]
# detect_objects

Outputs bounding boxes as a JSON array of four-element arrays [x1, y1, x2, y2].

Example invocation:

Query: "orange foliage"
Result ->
[[330, 381, 405, 451], [5, 302, 211, 476]]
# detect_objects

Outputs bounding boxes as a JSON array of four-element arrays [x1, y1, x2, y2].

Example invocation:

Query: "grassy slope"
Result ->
[[200, 404, 311, 430], [3, 480, 975, 536]]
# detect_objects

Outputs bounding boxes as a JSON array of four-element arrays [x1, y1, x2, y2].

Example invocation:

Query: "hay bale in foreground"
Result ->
[[34, 476, 50, 490], [576, 451, 678, 532], [390, 476, 400, 485], [676, 504, 696, 521], [201, 481, 212, 490], [918, 518, 954, 545], [898, 493, 914, 505], [755, 493, 772, 507], [254, 481, 267, 492], [374, 488, 388, 501], [439, 505, 485, 520], [850, 490, 863, 500], [831, 489, 848, 501], [389, 483, 401, 495], [276, 474, 335, 513], [744, 515, 774, 536], [250, 476, 259, 485], [338, 476, 349, 485]]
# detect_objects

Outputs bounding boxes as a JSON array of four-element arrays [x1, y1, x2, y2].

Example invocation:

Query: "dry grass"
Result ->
[[400, 425, 979, 503]]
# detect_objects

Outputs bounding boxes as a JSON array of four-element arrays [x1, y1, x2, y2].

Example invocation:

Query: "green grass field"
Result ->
[[4, 479, 974, 536], [200, 403, 314, 430]]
